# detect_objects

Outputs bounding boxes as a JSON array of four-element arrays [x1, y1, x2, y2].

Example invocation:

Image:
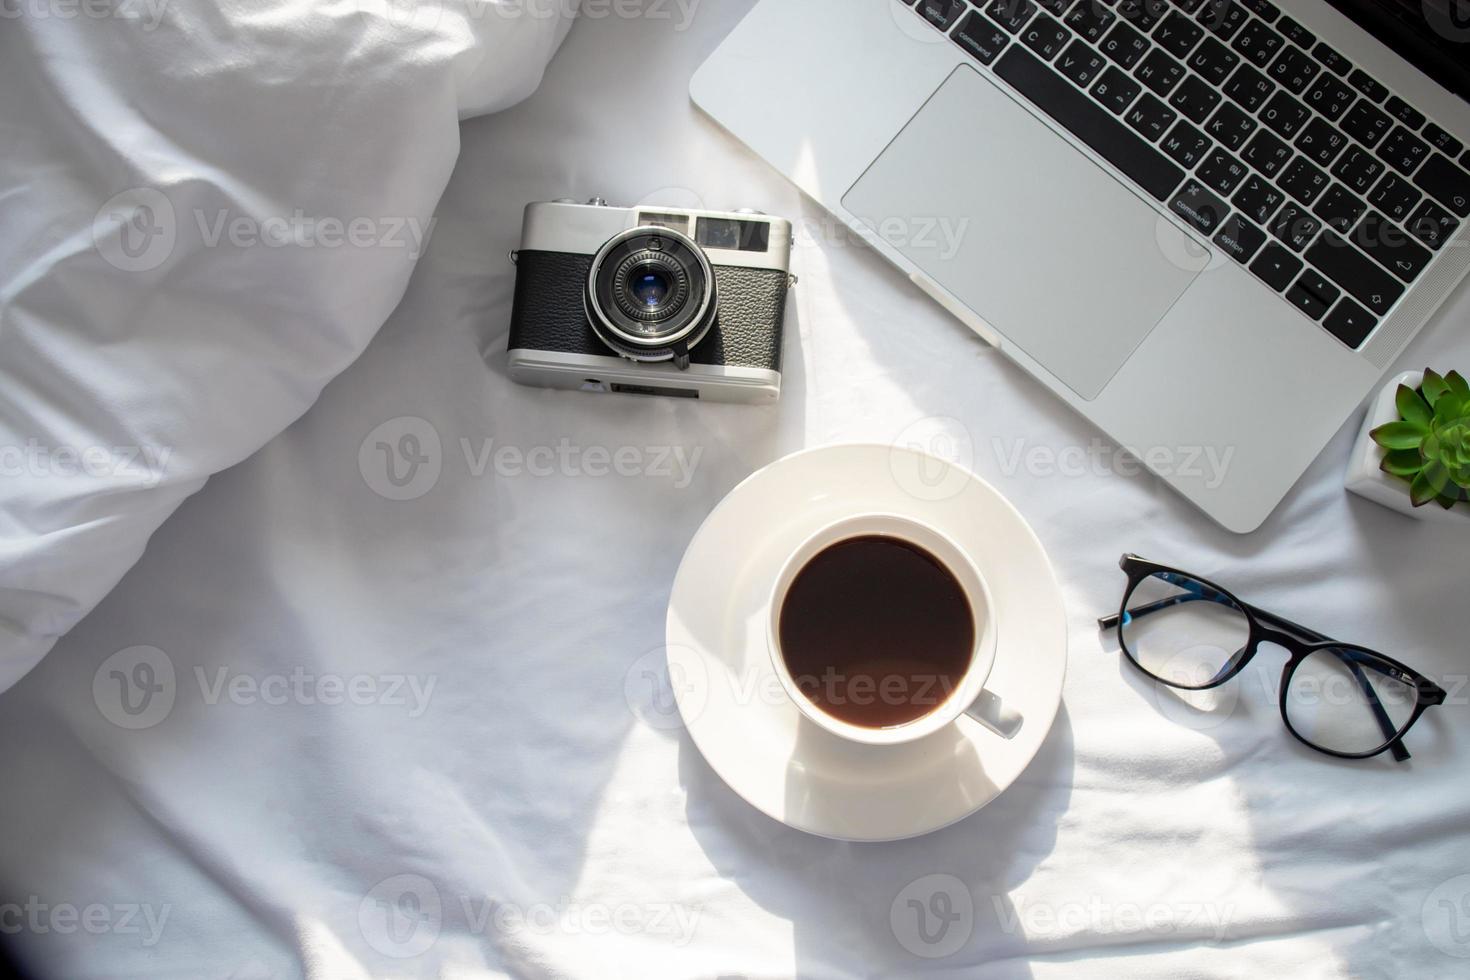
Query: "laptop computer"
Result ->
[[691, 0, 1470, 532]]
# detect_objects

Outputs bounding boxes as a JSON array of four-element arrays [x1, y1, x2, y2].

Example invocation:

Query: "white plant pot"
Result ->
[[1345, 370, 1470, 525]]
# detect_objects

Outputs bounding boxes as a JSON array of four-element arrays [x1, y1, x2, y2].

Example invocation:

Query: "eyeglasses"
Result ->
[[1099, 555, 1446, 762]]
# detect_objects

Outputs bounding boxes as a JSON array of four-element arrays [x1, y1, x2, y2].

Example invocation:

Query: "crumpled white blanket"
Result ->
[[2, 3, 1470, 979], [0, 0, 574, 693]]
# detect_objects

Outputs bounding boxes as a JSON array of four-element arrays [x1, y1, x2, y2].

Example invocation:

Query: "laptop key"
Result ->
[[1169, 75, 1221, 123], [1100, 21, 1151, 68], [1135, 49, 1186, 97], [1034, 0, 1071, 13], [1241, 130, 1291, 177], [1332, 146, 1385, 195], [1170, 178, 1231, 233], [1223, 63, 1275, 113], [1197, 0, 1247, 40], [1241, 0, 1280, 23], [1347, 69, 1389, 103], [1231, 20, 1284, 68], [1021, 13, 1073, 59], [1286, 269, 1341, 319], [1339, 101, 1392, 149], [1188, 37, 1239, 86], [1279, 156, 1330, 206], [1056, 39, 1107, 86], [1127, 93, 1177, 141], [986, 0, 1038, 33], [1405, 199, 1460, 251], [1160, 120, 1213, 167], [1250, 241, 1304, 292], [1351, 210, 1431, 282], [993, 46, 1185, 200], [1414, 154, 1470, 217], [1369, 172, 1421, 223], [1213, 214, 1267, 262], [1295, 118, 1348, 167], [1312, 43, 1351, 76], [1322, 297, 1377, 349], [1268, 45, 1318, 94], [1307, 231, 1404, 315], [1260, 90, 1310, 139], [952, 11, 1012, 64], [1311, 184, 1366, 233], [1116, 0, 1168, 31], [1423, 124, 1463, 157], [1303, 74, 1355, 121], [1233, 174, 1285, 224], [1205, 102, 1256, 151], [1384, 95, 1426, 131], [1065, 1, 1116, 42], [1197, 147, 1248, 195], [1275, 15, 1315, 49], [1378, 126, 1431, 175], [1092, 65, 1143, 114], [1153, 11, 1205, 60], [917, 0, 969, 30], [1271, 202, 1321, 251]]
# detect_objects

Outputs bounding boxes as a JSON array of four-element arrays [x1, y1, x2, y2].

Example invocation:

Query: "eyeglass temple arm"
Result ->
[[1096, 582, 1236, 630], [1100, 591, 1412, 762]]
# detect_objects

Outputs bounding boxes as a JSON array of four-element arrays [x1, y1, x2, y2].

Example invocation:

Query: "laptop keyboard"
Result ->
[[903, 0, 1470, 350]]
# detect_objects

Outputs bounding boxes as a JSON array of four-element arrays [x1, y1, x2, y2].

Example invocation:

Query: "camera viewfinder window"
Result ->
[[697, 217, 770, 253]]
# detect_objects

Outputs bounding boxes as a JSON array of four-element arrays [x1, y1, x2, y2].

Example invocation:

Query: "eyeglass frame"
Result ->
[[1098, 554, 1447, 763]]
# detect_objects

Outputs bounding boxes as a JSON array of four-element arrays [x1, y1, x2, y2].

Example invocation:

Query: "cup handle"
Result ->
[[965, 689, 1023, 740]]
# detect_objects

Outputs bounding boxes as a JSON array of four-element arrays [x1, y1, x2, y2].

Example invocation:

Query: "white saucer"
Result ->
[[665, 444, 1068, 842]]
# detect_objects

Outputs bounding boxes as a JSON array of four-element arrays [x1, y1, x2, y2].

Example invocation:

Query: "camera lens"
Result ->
[[628, 266, 672, 309], [586, 226, 718, 359]]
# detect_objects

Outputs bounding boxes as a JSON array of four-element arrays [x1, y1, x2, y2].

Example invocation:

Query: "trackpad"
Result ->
[[842, 65, 1200, 400]]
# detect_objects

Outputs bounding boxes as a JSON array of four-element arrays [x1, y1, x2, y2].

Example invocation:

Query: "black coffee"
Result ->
[[777, 535, 975, 729]]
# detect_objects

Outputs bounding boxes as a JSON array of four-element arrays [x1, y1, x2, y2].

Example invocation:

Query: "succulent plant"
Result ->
[[1371, 368, 1470, 510]]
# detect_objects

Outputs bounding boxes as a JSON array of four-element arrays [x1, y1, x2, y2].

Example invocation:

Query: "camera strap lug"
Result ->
[[508, 250, 520, 266]]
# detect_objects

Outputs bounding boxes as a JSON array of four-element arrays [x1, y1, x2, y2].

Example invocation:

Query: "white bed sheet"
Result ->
[[3, 4, 1469, 978]]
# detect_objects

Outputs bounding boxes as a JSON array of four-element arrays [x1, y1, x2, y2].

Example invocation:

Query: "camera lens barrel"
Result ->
[[585, 226, 718, 368]]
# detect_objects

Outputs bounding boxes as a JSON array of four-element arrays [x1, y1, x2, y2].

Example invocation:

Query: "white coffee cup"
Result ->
[[766, 514, 1019, 745]]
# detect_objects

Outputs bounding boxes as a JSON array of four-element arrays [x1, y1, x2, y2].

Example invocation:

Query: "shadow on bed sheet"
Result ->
[[678, 708, 1073, 978]]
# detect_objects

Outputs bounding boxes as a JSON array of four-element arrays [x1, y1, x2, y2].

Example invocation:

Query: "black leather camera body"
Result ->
[[507, 199, 793, 403]]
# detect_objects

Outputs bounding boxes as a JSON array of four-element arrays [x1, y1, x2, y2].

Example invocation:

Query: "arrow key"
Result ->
[[1250, 241, 1304, 293], [1286, 267, 1341, 320], [1322, 297, 1377, 349]]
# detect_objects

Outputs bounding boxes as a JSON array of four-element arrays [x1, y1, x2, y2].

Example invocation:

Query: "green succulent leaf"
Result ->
[[1436, 492, 1457, 510], [1423, 459, 1452, 495], [1446, 370, 1470, 398], [1380, 448, 1424, 478], [1397, 384, 1433, 428], [1423, 369, 1450, 406], [1436, 393, 1467, 420], [1373, 420, 1429, 449], [1410, 471, 1439, 507]]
